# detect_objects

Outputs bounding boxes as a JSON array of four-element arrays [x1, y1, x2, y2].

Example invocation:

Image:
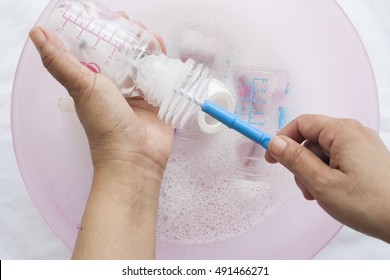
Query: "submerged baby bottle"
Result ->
[[44, 0, 235, 132]]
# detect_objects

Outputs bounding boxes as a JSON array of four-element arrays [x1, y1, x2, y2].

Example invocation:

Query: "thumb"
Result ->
[[29, 27, 95, 102], [268, 135, 333, 193]]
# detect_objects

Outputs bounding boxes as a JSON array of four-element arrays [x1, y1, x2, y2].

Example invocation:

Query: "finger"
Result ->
[[276, 114, 331, 143], [153, 33, 167, 55], [29, 27, 95, 101], [116, 10, 129, 20], [265, 138, 330, 166], [303, 141, 330, 163], [134, 20, 147, 30], [268, 135, 338, 194], [265, 115, 332, 163], [114, 13, 146, 31], [126, 96, 159, 114], [117, 16, 167, 55], [264, 150, 277, 164], [276, 115, 336, 152], [294, 177, 315, 200]]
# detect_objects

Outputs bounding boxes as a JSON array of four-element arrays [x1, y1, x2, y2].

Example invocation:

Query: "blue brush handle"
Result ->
[[201, 100, 272, 149]]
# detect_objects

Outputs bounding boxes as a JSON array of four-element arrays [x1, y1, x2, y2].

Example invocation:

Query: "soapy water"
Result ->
[[156, 68, 291, 244], [57, 96, 76, 113], [175, 24, 233, 78], [157, 128, 292, 244]]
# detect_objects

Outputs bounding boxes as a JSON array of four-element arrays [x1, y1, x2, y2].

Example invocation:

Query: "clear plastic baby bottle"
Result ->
[[44, 0, 235, 131]]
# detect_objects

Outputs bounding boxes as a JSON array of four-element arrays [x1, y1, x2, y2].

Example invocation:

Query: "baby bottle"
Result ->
[[44, 0, 235, 132]]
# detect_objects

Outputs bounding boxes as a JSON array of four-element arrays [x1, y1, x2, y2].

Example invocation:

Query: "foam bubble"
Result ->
[[57, 96, 75, 113]]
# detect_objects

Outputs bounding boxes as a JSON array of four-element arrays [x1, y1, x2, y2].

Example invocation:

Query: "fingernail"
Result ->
[[269, 136, 288, 158], [29, 28, 46, 49]]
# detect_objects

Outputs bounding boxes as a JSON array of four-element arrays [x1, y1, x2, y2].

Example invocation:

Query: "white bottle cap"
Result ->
[[197, 79, 236, 134]]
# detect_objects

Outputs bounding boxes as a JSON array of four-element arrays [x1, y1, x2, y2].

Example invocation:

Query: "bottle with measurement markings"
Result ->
[[45, 0, 163, 94], [44, 0, 235, 132]]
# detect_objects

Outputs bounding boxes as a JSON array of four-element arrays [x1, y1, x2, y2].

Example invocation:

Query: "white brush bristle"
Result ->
[[135, 55, 210, 128]]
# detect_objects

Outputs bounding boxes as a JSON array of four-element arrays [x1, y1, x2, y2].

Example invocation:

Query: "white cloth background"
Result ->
[[1, 0, 389, 259]]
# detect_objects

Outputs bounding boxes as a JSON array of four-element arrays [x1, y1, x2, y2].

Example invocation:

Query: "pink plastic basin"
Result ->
[[12, 0, 379, 259]]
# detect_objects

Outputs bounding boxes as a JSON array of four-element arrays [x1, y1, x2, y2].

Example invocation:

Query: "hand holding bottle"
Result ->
[[30, 17, 173, 258]]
